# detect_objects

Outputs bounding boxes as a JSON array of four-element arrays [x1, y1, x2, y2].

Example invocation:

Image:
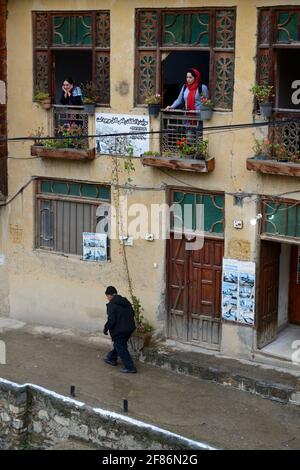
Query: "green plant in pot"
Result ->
[[199, 94, 214, 120], [128, 295, 153, 356], [252, 137, 272, 160], [250, 84, 274, 118], [81, 81, 101, 114], [34, 90, 52, 110], [144, 91, 161, 118]]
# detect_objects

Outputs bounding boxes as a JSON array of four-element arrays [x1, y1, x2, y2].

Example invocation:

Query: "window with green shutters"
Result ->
[[36, 179, 111, 256], [135, 8, 236, 110]]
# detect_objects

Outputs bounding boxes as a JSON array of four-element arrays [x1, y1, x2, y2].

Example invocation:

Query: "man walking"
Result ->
[[103, 286, 137, 373]]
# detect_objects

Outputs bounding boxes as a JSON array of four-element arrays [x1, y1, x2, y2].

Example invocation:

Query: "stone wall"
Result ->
[[0, 378, 213, 450]]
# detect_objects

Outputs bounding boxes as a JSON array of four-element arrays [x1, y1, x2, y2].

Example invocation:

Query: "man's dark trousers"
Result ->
[[106, 333, 135, 370]]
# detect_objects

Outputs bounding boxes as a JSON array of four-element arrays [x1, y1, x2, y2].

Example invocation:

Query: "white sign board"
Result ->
[[95, 113, 150, 157], [222, 258, 255, 326], [82, 233, 107, 262]]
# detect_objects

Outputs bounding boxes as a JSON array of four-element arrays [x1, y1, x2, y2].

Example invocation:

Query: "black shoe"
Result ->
[[104, 358, 117, 366], [120, 367, 137, 374]]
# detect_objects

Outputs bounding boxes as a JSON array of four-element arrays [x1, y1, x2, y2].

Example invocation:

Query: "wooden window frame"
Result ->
[[257, 7, 300, 114], [135, 7, 236, 111], [32, 10, 110, 106], [35, 179, 111, 258]]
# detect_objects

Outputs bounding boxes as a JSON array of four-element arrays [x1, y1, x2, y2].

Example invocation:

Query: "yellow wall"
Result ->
[[3, 0, 300, 338]]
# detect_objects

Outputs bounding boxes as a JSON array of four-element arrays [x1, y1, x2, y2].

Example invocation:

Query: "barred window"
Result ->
[[36, 179, 111, 257]]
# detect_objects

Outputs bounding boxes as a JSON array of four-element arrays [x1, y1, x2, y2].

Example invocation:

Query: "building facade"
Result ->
[[0, 0, 300, 367]]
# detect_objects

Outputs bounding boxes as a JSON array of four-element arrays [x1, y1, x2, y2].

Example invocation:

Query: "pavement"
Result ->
[[1, 319, 300, 450]]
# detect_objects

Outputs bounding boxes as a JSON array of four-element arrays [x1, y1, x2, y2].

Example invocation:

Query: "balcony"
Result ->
[[30, 106, 95, 161], [141, 110, 215, 173], [247, 118, 300, 177]]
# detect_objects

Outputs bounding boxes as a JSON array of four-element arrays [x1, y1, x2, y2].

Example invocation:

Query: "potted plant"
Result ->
[[176, 138, 209, 160], [144, 91, 161, 118], [34, 90, 52, 110], [81, 81, 101, 114], [128, 295, 154, 356], [250, 84, 274, 118], [252, 137, 272, 160], [273, 143, 289, 162], [200, 95, 214, 120]]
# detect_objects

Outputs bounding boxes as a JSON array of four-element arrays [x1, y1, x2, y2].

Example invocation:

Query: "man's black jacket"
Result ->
[[104, 295, 136, 339]]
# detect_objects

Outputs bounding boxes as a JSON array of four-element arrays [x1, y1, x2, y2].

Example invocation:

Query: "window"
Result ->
[[33, 11, 110, 105], [261, 198, 300, 240], [135, 8, 236, 110], [36, 180, 111, 257], [257, 8, 300, 112], [172, 190, 224, 236]]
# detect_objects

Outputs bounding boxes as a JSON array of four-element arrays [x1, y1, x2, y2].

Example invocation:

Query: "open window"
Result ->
[[33, 11, 110, 106], [276, 49, 300, 111], [135, 8, 236, 110], [162, 51, 210, 108]]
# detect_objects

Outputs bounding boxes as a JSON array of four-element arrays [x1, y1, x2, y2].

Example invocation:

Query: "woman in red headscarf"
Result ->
[[165, 68, 209, 112]]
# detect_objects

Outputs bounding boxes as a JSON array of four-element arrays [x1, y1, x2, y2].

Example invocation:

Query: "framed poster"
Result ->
[[82, 233, 107, 262]]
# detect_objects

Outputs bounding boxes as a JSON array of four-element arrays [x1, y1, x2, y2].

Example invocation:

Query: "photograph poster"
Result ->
[[222, 259, 255, 326], [82, 232, 107, 262]]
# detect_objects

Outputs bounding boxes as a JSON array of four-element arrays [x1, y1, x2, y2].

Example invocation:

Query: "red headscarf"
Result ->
[[186, 68, 201, 111]]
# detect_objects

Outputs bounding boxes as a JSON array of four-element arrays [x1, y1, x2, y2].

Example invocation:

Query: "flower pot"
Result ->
[[200, 106, 213, 120], [148, 103, 160, 118], [128, 331, 153, 357], [84, 103, 95, 115], [259, 102, 272, 118], [41, 99, 51, 110], [254, 154, 268, 160]]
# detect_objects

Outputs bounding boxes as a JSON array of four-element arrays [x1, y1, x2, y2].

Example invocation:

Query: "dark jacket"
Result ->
[[60, 86, 83, 106], [104, 295, 136, 339]]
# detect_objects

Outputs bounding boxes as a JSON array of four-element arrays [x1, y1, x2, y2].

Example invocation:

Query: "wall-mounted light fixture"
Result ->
[[250, 213, 262, 226]]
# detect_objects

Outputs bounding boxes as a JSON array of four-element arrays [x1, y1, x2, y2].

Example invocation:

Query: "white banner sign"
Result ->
[[222, 258, 255, 326], [96, 113, 150, 157]]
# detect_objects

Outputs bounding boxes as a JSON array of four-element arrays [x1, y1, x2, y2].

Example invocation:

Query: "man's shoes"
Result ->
[[104, 358, 117, 366], [120, 367, 137, 374]]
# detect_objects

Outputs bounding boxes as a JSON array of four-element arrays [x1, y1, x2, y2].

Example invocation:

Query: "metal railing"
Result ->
[[161, 110, 204, 158], [52, 105, 89, 137]]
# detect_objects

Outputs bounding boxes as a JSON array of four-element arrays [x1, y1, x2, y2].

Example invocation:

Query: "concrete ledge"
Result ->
[[140, 347, 300, 405]]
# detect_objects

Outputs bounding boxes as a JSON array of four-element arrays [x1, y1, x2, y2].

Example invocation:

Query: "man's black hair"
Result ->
[[105, 286, 118, 295]]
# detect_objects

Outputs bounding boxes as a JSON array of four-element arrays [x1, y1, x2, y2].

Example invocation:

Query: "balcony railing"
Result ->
[[160, 110, 204, 157], [141, 110, 214, 173], [30, 105, 95, 161]]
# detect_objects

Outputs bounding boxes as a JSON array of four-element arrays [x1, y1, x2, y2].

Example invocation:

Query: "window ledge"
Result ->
[[34, 249, 111, 264], [247, 157, 300, 177], [31, 145, 96, 161]]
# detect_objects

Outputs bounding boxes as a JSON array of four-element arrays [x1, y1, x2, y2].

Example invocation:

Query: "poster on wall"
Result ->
[[222, 258, 255, 325], [95, 113, 150, 156], [82, 232, 107, 262]]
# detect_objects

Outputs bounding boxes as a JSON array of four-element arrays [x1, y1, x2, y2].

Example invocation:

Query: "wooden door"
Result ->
[[257, 241, 281, 349], [167, 234, 223, 348], [289, 245, 300, 325]]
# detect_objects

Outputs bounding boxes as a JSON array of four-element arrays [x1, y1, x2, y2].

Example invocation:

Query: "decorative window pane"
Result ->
[[173, 191, 224, 235], [163, 12, 209, 46], [137, 52, 157, 104], [96, 12, 110, 48], [53, 15, 92, 47], [40, 180, 111, 200], [215, 10, 235, 49], [138, 11, 158, 47], [277, 12, 298, 43], [214, 52, 234, 109]]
